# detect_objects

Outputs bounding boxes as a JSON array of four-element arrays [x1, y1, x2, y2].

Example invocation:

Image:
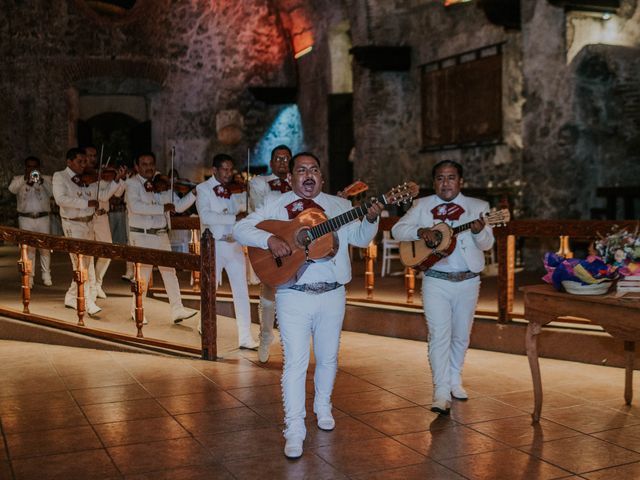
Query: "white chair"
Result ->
[[380, 211, 402, 277]]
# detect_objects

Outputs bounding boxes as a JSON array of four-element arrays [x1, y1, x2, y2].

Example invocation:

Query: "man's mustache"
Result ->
[[303, 179, 315, 186]]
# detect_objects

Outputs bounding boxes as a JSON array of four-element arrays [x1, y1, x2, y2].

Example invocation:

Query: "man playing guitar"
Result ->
[[234, 152, 384, 459], [391, 160, 495, 416]]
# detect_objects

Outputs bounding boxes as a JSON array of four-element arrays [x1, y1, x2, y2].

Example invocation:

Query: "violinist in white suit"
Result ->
[[392, 160, 494, 415], [196, 153, 258, 350]]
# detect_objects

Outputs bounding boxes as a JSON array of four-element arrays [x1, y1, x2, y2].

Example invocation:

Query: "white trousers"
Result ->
[[18, 216, 51, 281], [422, 276, 480, 401], [276, 287, 345, 439], [216, 241, 253, 345], [129, 231, 185, 319], [259, 283, 276, 346], [93, 213, 112, 287], [60, 219, 97, 304]]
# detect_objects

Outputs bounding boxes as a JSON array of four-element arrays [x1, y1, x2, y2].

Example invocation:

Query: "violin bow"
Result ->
[[95, 144, 105, 214], [170, 146, 176, 203]]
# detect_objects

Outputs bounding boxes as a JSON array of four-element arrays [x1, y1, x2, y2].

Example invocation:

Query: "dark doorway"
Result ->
[[327, 94, 354, 193], [78, 112, 151, 167]]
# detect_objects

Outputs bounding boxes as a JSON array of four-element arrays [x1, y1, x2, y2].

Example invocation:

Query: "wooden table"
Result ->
[[522, 284, 640, 422]]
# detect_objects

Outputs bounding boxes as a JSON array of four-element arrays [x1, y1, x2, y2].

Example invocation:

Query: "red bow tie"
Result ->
[[431, 202, 465, 221], [214, 184, 231, 199], [285, 198, 324, 219], [268, 178, 291, 193]]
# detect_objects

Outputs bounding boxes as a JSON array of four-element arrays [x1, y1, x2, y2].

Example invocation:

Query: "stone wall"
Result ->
[[0, 0, 295, 224]]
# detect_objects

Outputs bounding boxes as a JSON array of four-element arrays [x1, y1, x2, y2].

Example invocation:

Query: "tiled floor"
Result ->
[[1, 333, 640, 479]]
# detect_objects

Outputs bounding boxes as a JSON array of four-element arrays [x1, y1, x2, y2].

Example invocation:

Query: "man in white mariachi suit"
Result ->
[[125, 152, 198, 324], [196, 153, 258, 350], [391, 160, 494, 416], [248, 144, 292, 362], [52, 148, 102, 316], [9, 156, 53, 288], [85, 145, 126, 299], [234, 152, 383, 459]]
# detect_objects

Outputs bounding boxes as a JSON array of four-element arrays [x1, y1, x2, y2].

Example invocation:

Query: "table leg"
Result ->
[[526, 322, 543, 423], [625, 341, 635, 405]]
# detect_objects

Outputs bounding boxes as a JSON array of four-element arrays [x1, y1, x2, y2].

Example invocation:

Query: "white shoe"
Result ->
[[121, 274, 134, 282], [131, 312, 148, 325], [284, 437, 303, 459], [451, 385, 469, 401], [86, 302, 102, 316], [315, 408, 335, 431], [173, 307, 198, 323], [96, 286, 107, 299], [239, 338, 259, 350], [42, 275, 52, 287], [258, 342, 270, 363], [430, 398, 451, 415]]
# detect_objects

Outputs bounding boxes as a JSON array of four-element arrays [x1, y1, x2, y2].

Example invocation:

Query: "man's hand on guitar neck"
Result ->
[[365, 200, 385, 223], [267, 235, 292, 258], [469, 214, 486, 234]]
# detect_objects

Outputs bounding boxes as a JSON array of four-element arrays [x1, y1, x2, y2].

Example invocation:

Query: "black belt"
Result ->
[[130, 226, 168, 235], [62, 215, 94, 223], [18, 212, 49, 219], [289, 282, 342, 294], [424, 270, 479, 282]]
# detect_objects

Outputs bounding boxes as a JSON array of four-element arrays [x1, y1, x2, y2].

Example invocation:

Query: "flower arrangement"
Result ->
[[594, 225, 640, 277]]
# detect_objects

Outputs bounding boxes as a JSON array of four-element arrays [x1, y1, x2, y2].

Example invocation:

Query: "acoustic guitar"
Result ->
[[248, 182, 419, 287], [340, 180, 368, 198], [399, 208, 510, 271]]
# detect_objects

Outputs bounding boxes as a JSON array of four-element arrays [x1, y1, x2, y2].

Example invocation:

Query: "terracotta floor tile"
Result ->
[[61, 369, 136, 390], [127, 365, 201, 384], [1, 405, 88, 434], [70, 383, 151, 406], [394, 425, 509, 459], [141, 375, 220, 397], [6, 425, 101, 459], [331, 390, 415, 415], [541, 404, 640, 434], [124, 464, 234, 480], [469, 416, 581, 447], [312, 437, 426, 476], [81, 397, 168, 424], [331, 373, 380, 395], [521, 434, 640, 474], [387, 383, 435, 405], [357, 406, 453, 436], [197, 425, 284, 461], [440, 447, 571, 480], [449, 397, 528, 425], [582, 461, 640, 479], [351, 460, 466, 479], [0, 390, 76, 415], [1, 377, 68, 397], [175, 406, 270, 436], [491, 389, 585, 413], [156, 390, 243, 415], [108, 436, 215, 475], [462, 374, 532, 397], [93, 415, 190, 447], [305, 415, 385, 448], [592, 424, 640, 453], [12, 449, 120, 480], [222, 451, 346, 480], [0, 461, 11, 480], [201, 369, 281, 389], [227, 384, 283, 406], [247, 397, 323, 425], [0, 436, 6, 461], [358, 371, 432, 389]]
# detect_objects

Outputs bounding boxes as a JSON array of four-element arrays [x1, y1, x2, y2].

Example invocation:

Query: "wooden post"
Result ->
[[364, 241, 376, 300], [405, 267, 415, 304], [74, 253, 86, 326], [497, 233, 515, 323], [200, 229, 217, 360], [18, 244, 31, 313], [131, 262, 145, 338], [189, 229, 201, 292]]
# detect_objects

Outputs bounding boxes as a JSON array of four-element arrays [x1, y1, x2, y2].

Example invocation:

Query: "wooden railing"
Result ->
[[0, 225, 218, 360]]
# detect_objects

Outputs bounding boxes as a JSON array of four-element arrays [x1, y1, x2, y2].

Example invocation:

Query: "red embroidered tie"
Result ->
[[268, 178, 291, 193], [213, 184, 231, 199], [431, 202, 465, 221], [285, 198, 324, 219]]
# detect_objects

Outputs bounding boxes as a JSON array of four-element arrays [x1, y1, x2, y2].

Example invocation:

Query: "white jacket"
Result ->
[[391, 193, 494, 273], [233, 191, 378, 285], [52, 167, 95, 219], [195, 177, 246, 240], [9, 175, 52, 214]]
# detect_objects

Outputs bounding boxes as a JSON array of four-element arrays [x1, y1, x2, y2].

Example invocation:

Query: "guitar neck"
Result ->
[[308, 194, 385, 240], [452, 221, 475, 235]]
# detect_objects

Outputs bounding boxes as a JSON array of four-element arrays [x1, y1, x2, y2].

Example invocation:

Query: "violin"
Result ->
[[81, 167, 119, 184], [174, 178, 198, 193], [144, 174, 197, 193]]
